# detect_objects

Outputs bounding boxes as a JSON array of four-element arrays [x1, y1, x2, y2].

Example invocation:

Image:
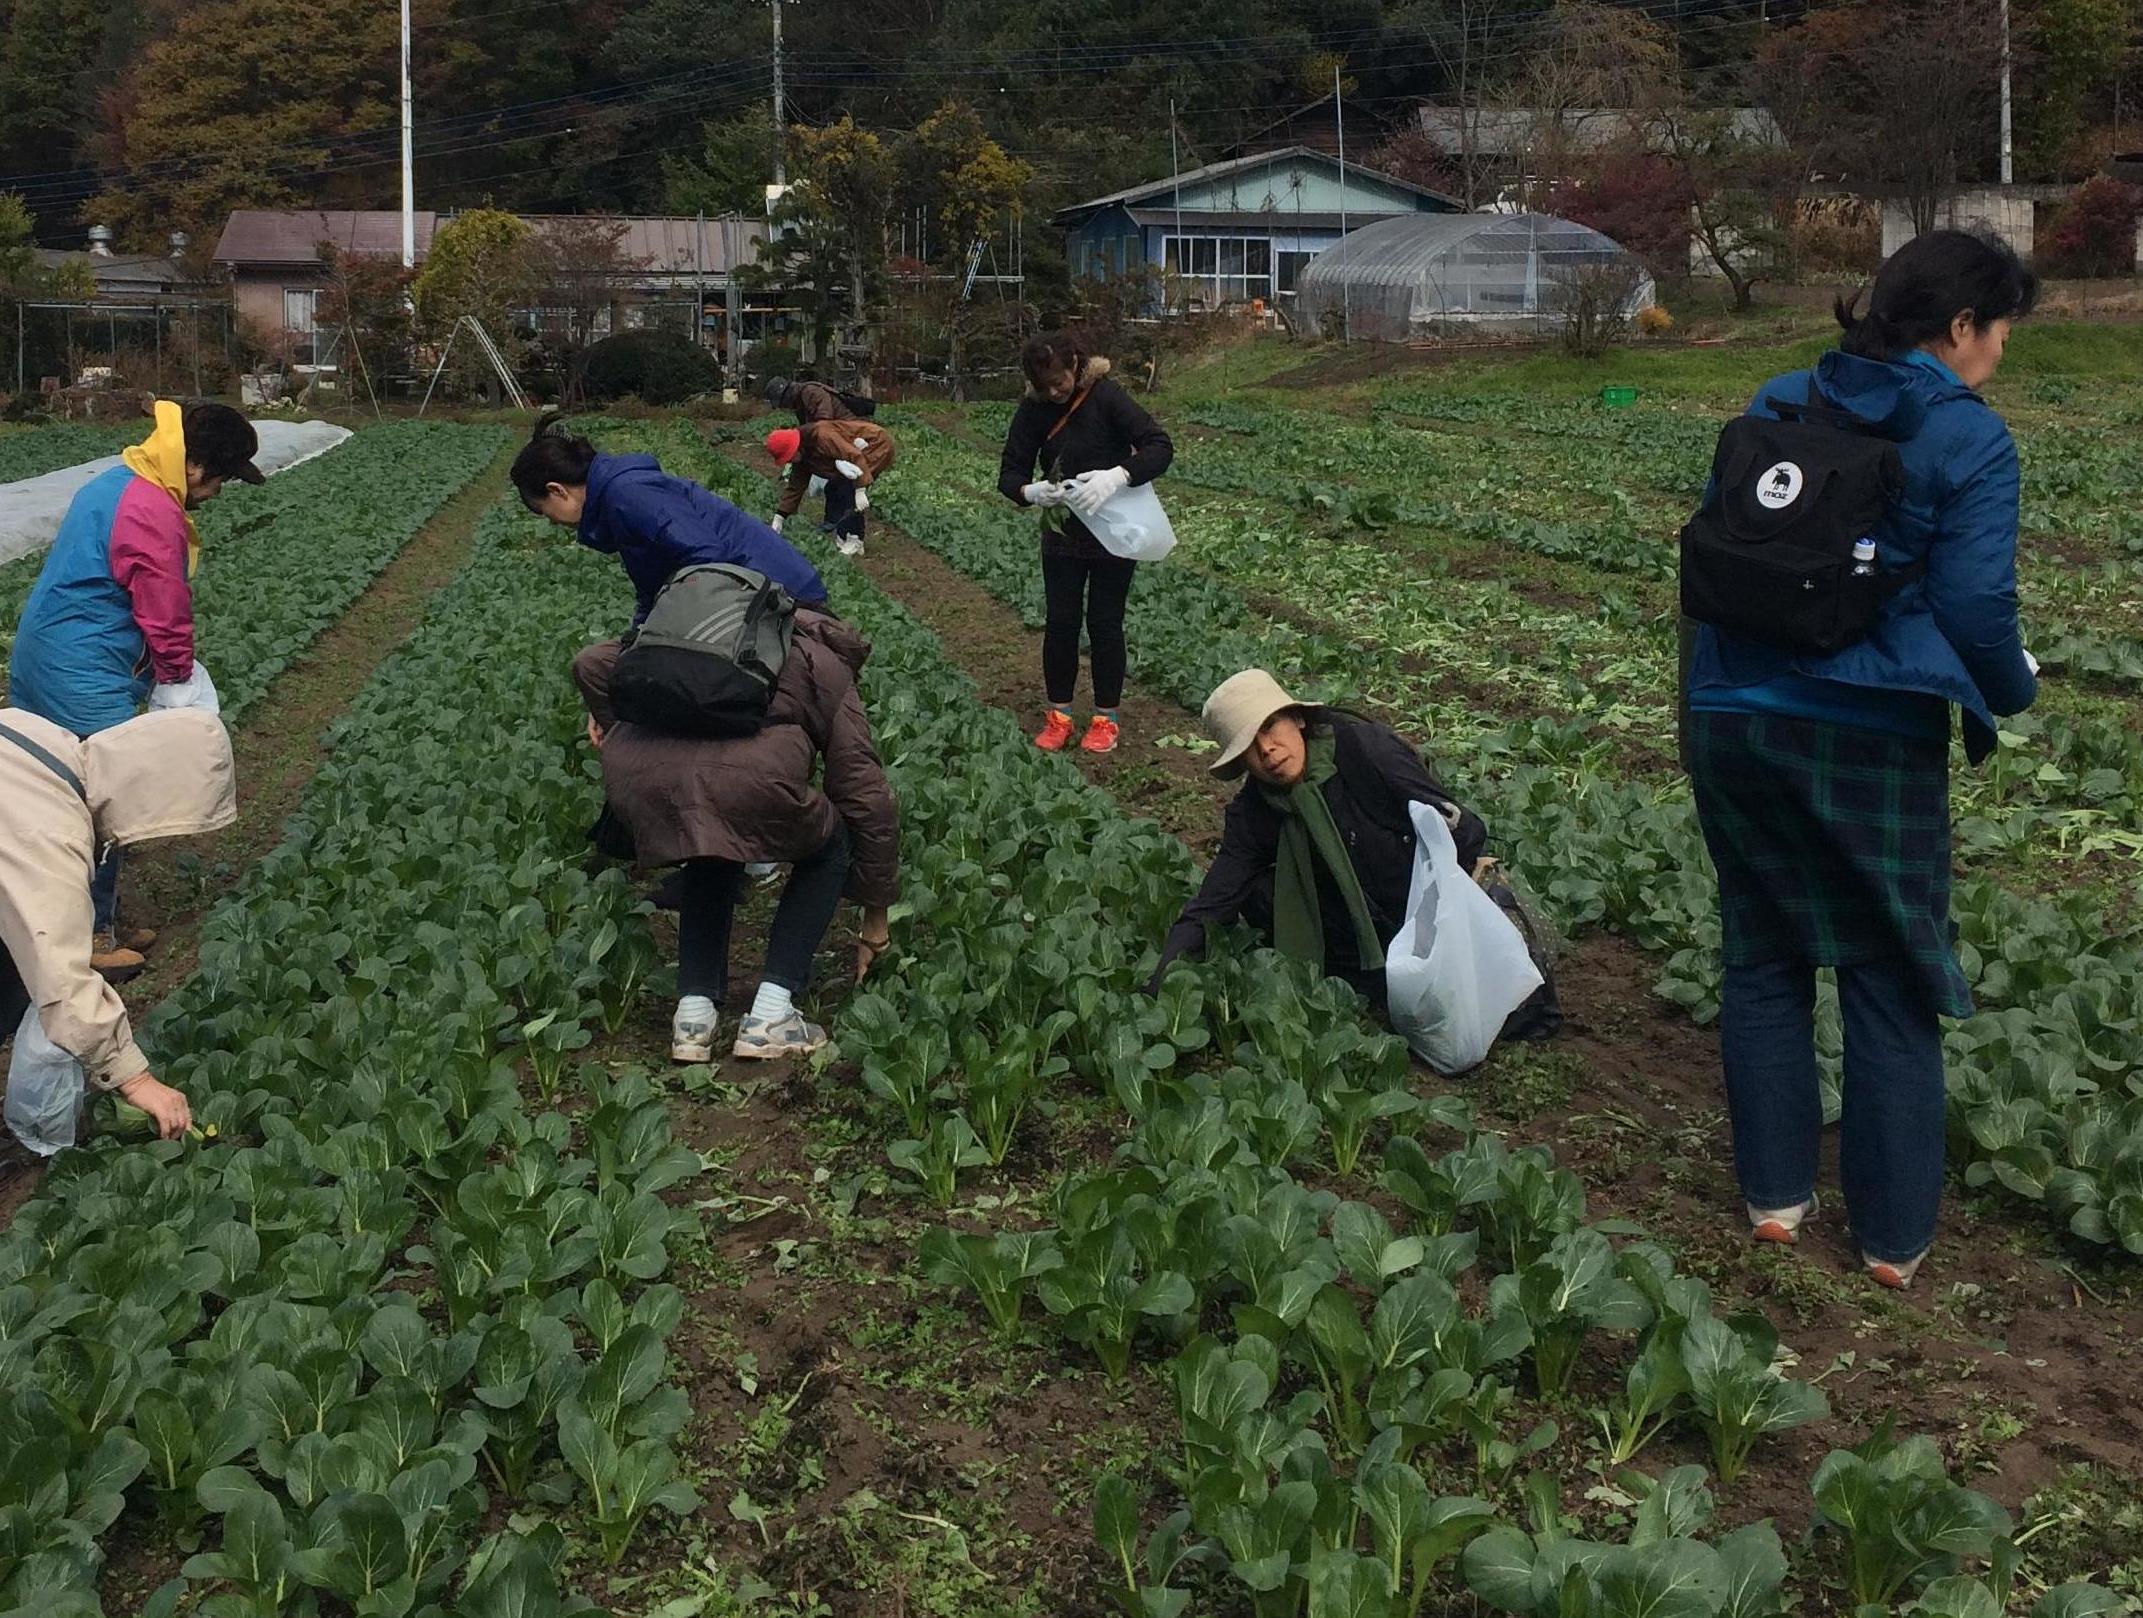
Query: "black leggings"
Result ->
[[1041, 552, 1136, 710], [675, 822, 851, 1003]]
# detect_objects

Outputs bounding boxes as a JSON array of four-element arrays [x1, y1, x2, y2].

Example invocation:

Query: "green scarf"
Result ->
[[1257, 733, 1386, 974]]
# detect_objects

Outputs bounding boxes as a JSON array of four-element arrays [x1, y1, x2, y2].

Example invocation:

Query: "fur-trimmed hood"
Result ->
[[1026, 354, 1111, 398]]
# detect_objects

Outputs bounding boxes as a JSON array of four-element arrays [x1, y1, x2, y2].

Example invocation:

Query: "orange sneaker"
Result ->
[[1034, 709, 1076, 751], [1080, 715, 1121, 754]]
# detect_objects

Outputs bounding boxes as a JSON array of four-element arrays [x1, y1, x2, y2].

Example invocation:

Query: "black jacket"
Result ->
[[1160, 715, 1487, 981], [998, 356, 1174, 561]]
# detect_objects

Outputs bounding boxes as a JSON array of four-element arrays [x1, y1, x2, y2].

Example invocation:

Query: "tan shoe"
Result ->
[[119, 926, 158, 952], [91, 932, 146, 978]]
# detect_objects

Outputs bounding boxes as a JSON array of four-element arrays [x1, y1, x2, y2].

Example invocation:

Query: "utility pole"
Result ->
[[1335, 63, 1350, 340], [400, 0, 414, 267], [772, 0, 786, 187], [1169, 97, 1183, 310], [1998, 0, 2013, 186]]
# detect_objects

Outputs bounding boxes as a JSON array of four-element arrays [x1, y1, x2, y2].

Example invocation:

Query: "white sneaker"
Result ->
[[670, 997, 718, 1063], [743, 861, 779, 880], [1748, 1192, 1818, 1245], [834, 534, 865, 557], [732, 1010, 828, 1060]]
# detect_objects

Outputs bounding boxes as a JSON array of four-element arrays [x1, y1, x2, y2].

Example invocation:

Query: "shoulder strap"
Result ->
[[1761, 373, 1882, 436], [1044, 384, 1096, 442], [0, 723, 86, 800]]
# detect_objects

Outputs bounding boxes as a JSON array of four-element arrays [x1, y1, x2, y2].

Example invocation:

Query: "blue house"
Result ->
[[1053, 145, 1462, 311]]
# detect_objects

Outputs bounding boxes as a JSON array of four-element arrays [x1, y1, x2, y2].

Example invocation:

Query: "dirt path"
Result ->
[[0, 446, 513, 1223]]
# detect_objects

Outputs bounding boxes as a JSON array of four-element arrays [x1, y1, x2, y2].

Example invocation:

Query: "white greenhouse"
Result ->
[[1295, 211, 1656, 340]]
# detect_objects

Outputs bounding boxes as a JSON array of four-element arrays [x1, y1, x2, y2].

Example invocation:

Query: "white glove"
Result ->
[[768, 514, 785, 534], [806, 474, 828, 497], [1021, 481, 1066, 508], [2023, 648, 2040, 676], [854, 488, 870, 511], [852, 438, 869, 452], [147, 660, 220, 716], [1066, 465, 1131, 518], [834, 459, 864, 481]]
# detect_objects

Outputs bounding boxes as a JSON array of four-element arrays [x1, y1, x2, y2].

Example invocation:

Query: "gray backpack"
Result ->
[[610, 564, 797, 737]]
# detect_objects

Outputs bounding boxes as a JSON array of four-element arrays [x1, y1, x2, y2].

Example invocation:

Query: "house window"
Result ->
[[1162, 235, 1274, 308], [1121, 234, 1141, 273], [1274, 249, 1317, 298], [283, 288, 319, 334]]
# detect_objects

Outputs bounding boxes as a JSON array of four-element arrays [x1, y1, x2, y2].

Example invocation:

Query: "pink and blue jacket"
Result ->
[[9, 463, 195, 738]]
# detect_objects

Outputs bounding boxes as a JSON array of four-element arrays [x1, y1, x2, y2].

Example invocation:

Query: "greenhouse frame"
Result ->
[[1295, 211, 1656, 340]]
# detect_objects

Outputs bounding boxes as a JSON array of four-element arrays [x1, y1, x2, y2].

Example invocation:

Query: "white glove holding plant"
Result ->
[[1066, 465, 1130, 518], [147, 660, 220, 716], [1021, 481, 1067, 508], [768, 514, 785, 534], [854, 488, 870, 511], [834, 458, 865, 481]]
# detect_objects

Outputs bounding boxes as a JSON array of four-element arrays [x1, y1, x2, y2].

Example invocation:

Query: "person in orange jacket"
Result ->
[[766, 418, 895, 559]]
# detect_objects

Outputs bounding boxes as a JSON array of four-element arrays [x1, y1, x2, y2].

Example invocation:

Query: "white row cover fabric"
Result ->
[[1298, 211, 1656, 341], [0, 419, 353, 566]]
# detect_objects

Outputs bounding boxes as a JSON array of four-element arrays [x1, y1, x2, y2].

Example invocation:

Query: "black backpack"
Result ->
[[1680, 381, 1915, 657], [834, 387, 877, 419], [609, 564, 797, 738]]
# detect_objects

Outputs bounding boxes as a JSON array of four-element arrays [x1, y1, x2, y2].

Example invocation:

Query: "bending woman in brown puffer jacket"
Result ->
[[572, 609, 899, 1064]]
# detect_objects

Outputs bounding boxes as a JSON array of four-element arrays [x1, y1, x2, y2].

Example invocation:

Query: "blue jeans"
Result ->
[[90, 846, 121, 935], [1718, 955, 1945, 1264]]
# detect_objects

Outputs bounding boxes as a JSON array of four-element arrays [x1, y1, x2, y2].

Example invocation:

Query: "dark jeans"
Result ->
[[1041, 552, 1136, 709], [824, 476, 866, 543], [91, 846, 121, 935], [1, 946, 27, 1034], [1718, 955, 1945, 1264], [675, 822, 851, 1003]]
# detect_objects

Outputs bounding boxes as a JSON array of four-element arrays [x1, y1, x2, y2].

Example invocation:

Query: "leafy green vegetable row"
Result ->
[[0, 422, 143, 485], [659, 425, 2119, 1617], [1, 498, 692, 1616], [784, 414, 2143, 1256]]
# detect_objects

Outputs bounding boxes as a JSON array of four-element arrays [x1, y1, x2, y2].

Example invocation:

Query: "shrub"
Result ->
[[577, 328, 724, 404], [2037, 177, 2143, 278], [1637, 304, 1675, 334], [1547, 155, 1695, 280]]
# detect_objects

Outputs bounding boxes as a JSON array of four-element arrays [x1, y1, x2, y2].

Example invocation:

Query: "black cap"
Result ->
[[181, 400, 264, 484]]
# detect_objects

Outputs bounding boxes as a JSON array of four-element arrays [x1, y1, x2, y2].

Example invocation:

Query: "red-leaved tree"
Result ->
[[2036, 177, 2143, 277], [1545, 153, 1695, 280]]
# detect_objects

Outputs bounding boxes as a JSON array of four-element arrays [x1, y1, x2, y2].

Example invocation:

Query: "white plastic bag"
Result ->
[[6, 1006, 86, 1156], [1078, 479, 1177, 562], [1384, 801, 1544, 1075], [148, 660, 220, 715]]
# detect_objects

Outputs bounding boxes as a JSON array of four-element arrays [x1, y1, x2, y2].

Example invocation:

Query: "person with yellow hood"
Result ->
[[0, 705, 238, 1144], [7, 400, 259, 972]]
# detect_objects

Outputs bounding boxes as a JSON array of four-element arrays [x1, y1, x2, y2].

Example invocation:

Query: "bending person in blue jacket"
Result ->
[[512, 415, 827, 622], [1686, 229, 2039, 1293]]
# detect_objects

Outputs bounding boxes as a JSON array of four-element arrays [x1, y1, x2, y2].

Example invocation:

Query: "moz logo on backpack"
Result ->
[[1755, 461, 1804, 510]]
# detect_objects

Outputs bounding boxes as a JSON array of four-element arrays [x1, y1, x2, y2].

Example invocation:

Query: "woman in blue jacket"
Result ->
[[512, 417, 826, 622], [1686, 230, 2039, 1291]]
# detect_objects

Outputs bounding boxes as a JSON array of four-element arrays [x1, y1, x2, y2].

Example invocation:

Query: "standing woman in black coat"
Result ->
[[997, 334, 1173, 754]]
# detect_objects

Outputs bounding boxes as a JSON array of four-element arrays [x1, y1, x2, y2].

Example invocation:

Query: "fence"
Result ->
[[6, 300, 240, 402]]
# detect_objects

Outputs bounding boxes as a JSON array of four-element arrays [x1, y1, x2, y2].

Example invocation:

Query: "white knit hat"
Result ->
[[1203, 668, 1303, 780]]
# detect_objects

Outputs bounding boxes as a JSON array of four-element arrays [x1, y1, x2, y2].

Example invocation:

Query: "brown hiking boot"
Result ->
[[119, 926, 158, 953], [91, 932, 146, 979]]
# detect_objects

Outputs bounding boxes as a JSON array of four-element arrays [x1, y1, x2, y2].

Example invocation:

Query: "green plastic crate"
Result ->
[[1601, 385, 1639, 409]]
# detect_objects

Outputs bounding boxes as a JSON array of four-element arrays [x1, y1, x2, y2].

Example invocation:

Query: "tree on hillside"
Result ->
[[2016, 0, 2134, 177], [664, 112, 781, 218], [1403, 0, 1543, 207], [0, 192, 93, 297], [794, 118, 893, 382], [1523, 0, 1679, 192], [412, 207, 534, 397], [87, 0, 397, 245]]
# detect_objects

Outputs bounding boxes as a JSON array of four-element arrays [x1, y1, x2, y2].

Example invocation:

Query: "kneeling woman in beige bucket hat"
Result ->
[[1154, 670, 1487, 1002]]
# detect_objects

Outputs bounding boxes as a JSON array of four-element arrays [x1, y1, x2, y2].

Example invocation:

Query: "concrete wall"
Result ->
[[1880, 184, 2143, 271]]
